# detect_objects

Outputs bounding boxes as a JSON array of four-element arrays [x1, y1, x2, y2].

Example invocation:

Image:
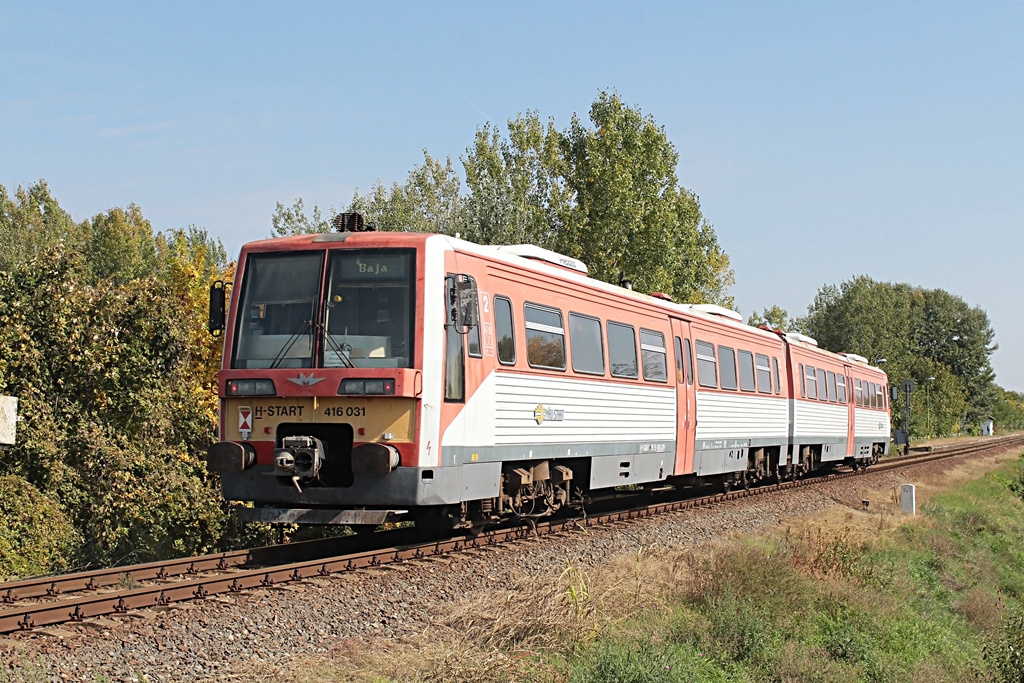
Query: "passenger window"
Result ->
[[525, 303, 565, 370], [799, 363, 806, 397], [816, 369, 827, 401], [494, 296, 516, 365], [773, 357, 781, 395], [569, 313, 605, 375], [718, 346, 738, 391], [837, 375, 847, 404], [640, 329, 668, 382], [685, 339, 694, 385], [674, 336, 684, 384], [756, 353, 772, 394], [826, 371, 837, 403], [738, 350, 756, 392], [696, 340, 718, 388], [805, 365, 817, 400], [855, 379, 863, 406], [607, 322, 638, 378]]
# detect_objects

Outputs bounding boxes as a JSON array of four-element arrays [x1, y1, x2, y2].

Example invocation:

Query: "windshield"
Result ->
[[322, 249, 415, 369], [232, 252, 323, 369]]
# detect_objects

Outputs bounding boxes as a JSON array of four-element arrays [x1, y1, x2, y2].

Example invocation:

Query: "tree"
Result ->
[[271, 197, 332, 236], [747, 305, 795, 331], [557, 91, 734, 304], [85, 204, 158, 284], [282, 92, 735, 306], [0, 180, 86, 272], [800, 276, 997, 435], [461, 112, 570, 246], [348, 151, 463, 234]]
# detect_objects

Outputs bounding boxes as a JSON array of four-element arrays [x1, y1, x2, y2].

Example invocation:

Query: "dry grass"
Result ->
[[238, 444, 1023, 682]]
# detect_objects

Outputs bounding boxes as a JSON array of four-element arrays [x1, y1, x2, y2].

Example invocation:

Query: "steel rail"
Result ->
[[0, 527, 423, 606], [3, 434, 1021, 634]]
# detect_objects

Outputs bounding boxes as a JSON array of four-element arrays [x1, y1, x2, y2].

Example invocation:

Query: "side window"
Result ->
[[718, 346, 738, 391], [855, 379, 863, 406], [674, 336, 684, 384], [640, 329, 668, 382], [607, 322, 639, 378], [837, 375, 847, 404], [494, 296, 516, 365], [444, 275, 465, 402], [525, 303, 566, 370], [816, 368, 827, 402], [696, 340, 718, 388], [738, 350, 756, 392], [569, 313, 605, 375], [685, 339, 694, 385], [870, 382, 878, 408], [805, 365, 817, 400], [883, 384, 889, 410], [773, 357, 781, 395], [756, 353, 772, 394], [799, 363, 805, 397], [826, 371, 837, 403]]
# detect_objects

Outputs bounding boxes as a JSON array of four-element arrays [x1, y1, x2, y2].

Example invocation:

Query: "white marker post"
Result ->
[[901, 484, 916, 515]]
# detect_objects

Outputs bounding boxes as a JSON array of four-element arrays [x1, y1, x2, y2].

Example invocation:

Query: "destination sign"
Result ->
[[337, 253, 410, 280]]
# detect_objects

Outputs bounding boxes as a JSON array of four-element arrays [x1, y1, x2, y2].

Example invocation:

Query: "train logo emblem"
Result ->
[[534, 404, 565, 424], [287, 373, 326, 387]]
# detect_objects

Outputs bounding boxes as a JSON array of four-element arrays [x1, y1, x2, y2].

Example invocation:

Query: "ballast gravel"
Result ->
[[0, 455, 1002, 682]]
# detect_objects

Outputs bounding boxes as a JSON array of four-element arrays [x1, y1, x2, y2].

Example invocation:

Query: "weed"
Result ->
[[708, 593, 776, 664], [562, 561, 598, 651], [983, 611, 1024, 682], [117, 572, 141, 590], [785, 526, 864, 578]]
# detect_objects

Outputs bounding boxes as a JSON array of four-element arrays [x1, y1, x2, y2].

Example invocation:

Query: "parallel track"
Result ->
[[3, 434, 1021, 634]]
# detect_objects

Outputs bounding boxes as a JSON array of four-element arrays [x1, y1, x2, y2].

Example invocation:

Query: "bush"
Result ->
[[0, 474, 80, 579]]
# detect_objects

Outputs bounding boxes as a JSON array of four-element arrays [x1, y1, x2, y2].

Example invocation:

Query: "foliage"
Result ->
[[0, 474, 80, 579], [279, 92, 735, 306], [349, 151, 463, 234], [800, 275, 998, 435], [746, 305, 794, 331], [993, 388, 1024, 433], [557, 92, 733, 305], [271, 197, 332, 236], [0, 181, 233, 571]]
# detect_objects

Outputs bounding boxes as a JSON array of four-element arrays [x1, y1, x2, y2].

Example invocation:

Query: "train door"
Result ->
[[844, 364, 855, 457], [670, 318, 696, 475]]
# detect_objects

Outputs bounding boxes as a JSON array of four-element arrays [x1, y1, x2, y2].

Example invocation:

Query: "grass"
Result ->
[[240, 449, 1024, 682]]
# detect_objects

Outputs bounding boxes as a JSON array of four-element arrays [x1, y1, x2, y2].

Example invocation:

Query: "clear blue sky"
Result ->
[[3, 2, 1022, 390]]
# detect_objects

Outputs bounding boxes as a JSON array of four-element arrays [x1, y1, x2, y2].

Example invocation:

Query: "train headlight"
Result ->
[[338, 379, 395, 395], [226, 379, 276, 396]]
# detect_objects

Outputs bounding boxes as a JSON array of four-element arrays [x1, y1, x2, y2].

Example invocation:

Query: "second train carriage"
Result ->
[[206, 216, 890, 528]]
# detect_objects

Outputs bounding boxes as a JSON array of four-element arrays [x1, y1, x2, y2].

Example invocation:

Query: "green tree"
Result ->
[[0, 180, 86, 271], [747, 305, 795, 331], [85, 204, 158, 284], [271, 197, 332, 236], [801, 276, 997, 435], [461, 112, 570, 246], [283, 93, 735, 306], [349, 151, 463, 234], [558, 91, 733, 304]]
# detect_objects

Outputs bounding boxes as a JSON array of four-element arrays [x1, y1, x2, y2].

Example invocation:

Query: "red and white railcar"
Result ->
[[206, 217, 890, 528]]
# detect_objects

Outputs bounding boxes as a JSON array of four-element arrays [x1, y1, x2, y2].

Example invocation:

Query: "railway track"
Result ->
[[3, 434, 1022, 635]]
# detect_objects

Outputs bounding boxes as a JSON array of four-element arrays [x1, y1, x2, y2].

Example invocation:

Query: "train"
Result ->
[[206, 213, 891, 530]]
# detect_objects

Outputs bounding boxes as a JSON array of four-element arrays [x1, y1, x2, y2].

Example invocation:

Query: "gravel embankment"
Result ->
[[0, 452, 1009, 682]]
